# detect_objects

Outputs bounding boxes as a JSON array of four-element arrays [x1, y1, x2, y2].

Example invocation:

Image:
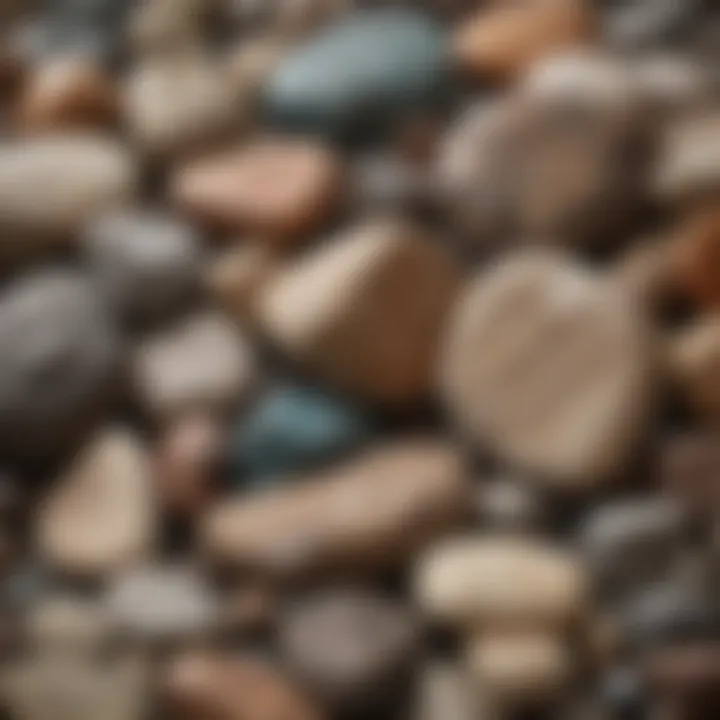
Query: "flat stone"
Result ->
[[415, 536, 586, 628], [36, 429, 155, 577], [161, 652, 324, 720], [228, 384, 373, 485], [203, 439, 468, 581], [0, 135, 136, 254], [133, 312, 256, 420], [264, 9, 448, 143], [0, 271, 120, 466], [414, 662, 484, 720], [440, 251, 653, 485], [279, 590, 420, 712], [258, 218, 460, 405], [172, 138, 345, 244], [84, 209, 201, 328]]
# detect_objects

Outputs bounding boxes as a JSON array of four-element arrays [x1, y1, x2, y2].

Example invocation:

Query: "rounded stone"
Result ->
[[264, 9, 448, 143], [228, 384, 373, 484], [84, 209, 201, 328], [415, 536, 586, 628], [36, 428, 155, 577], [440, 251, 653, 486], [414, 662, 483, 720], [279, 591, 420, 712], [0, 271, 120, 465], [133, 312, 256, 420], [475, 475, 547, 531]]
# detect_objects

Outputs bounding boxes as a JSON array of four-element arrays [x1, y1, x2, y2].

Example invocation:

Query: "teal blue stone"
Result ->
[[264, 9, 449, 143], [230, 385, 373, 485]]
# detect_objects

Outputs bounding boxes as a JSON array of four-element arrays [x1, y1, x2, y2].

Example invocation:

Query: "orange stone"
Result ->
[[17, 57, 117, 133], [172, 138, 345, 246], [453, 0, 597, 84]]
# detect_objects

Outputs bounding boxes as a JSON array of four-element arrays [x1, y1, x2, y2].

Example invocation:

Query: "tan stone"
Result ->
[[258, 219, 460, 404], [203, 439, 468, 581], [161, 652, 323, 720], [226, 36, 289, 102], [172, 138, 345, 244], [415, 536, 586, 628], [440, 250, 653, 485], [415, 662, 486, 720], [18, 57, 117, 133], [453, 0, 597, 84], [36, 429, 155, 577], [466, 631, 572, 707]]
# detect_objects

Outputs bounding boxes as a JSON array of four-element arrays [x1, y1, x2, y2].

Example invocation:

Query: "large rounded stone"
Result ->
[[84, 209, 201, 328], [37, 429, 155, 577], [264, 9, 448, 143], [203, 439, 468, 581], [279, 591, 420, 713], [440, 251, 653, 486], [0, 135, 136, 257], [258, 218, 460, 405], [415, 536, 586, 628], [0, 271, 120, 465]]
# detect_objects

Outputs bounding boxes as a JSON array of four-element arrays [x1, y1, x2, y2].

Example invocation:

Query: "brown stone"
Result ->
[[161, 652, 323, 720], [453, 0, 597, 84], [668, 207, 720, 309], [36, 429, 155, 578], [257, 218, 460, 404], [154, 414, 225, 520], [204, 245, 279, 322], [17, 57, 117, 133], [415, 662, 485, 720], [217, 584, 276, 635], [227, 37, 288, 104], [172, 138, 345, 245], [202, 439, 468, 582], [440, 250, 653, 485]]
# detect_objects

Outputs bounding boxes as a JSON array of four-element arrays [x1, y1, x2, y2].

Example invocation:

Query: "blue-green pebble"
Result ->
[[229, 385, 373, 485], [264, 9, 449, 143]]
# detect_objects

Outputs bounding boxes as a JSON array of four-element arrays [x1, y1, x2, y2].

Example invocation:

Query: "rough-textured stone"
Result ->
[[0, 271, 120, 466], [203, 439, 468, 581], [258, 218, 460, 405], [415, 536, 586, 628], [133, 312, 255, 420], [440, 251, 653, 485], [36, 429, 155, 577], [172, 138, 345, 244]]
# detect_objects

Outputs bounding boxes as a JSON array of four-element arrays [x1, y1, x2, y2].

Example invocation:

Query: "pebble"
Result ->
[[0, 271, 120, 466], [415, 536, 586, 628], [172, 138, 345, 244], [414, 662, 483, 720], [579, 497, 688, 596], [453, 0, 597, 84], [203, 439, 468, 581], [0, 135, 136, 253], [16, 56, 117, 133], [643, 642, 720, 703], [36, 429, 155, 577], [264, 9, 448, 143], [84, 209, 201, 328], [226, 36, 288, 105], [258, 218, 460, 404], [475, 476, 547, 531], [228, 384, 373, 484], [154, 414, 225, 520], [667, 316, 720, 418], [26, 596, 111, 652], [133, 312, 256, 420], [279, 590, 420, 712], [129, 0, 213, 56], [161, 652, 323, 720], [204, 245, 279, 322], [124, 54, 241, 161], [106, 565, 218, 642], [440, 251, 653, 486], [466, 630, 572, 708]]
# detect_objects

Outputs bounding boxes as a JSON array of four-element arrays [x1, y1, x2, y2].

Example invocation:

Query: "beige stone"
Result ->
[[415, 536, 586, 628], [440, 250, 653, 485], [258, 219, 460, 404], [203, 439, 468, 581], [36, 429, 155, 577]]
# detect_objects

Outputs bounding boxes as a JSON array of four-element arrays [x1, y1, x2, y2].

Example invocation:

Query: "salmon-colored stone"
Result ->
[[172, 138, 345, 245], [453, 0, 597, 84], [202, 439, 468, 582]]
